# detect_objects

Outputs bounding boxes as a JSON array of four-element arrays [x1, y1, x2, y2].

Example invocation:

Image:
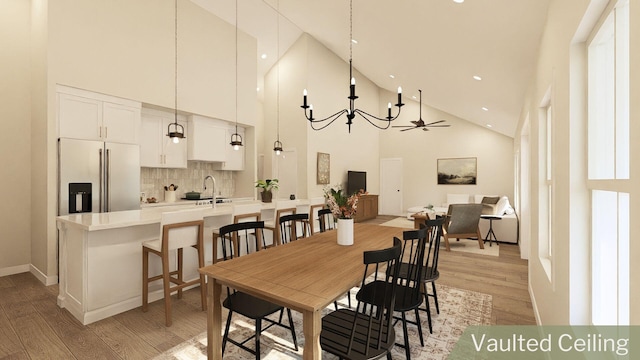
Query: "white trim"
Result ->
[[30, 264, 58, 286], [0, 264, 30, 278]]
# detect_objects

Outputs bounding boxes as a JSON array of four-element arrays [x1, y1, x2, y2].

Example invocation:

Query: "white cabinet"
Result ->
[[57, 86, 141, 144], [187, 115, 227, 162], [213, 127, 245, 171], [140, 109, 187, 168]]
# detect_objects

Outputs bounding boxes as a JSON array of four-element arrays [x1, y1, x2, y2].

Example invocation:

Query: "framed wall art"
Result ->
[[317, 152, 330, 184], [437, 157, 477, 185]]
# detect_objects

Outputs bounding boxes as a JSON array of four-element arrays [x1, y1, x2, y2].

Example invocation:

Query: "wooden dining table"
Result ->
[[198, 223, 403, 359]]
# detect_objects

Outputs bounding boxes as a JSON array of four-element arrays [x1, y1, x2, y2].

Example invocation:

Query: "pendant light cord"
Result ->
[[235, 0, 240, 134], [174, 0, 178, 124], [276, 0, 280, 142]]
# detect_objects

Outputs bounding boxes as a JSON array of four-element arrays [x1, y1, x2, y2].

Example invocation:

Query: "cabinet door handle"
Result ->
[[99, 126, 102, 138], [104, 126, 107, 138]]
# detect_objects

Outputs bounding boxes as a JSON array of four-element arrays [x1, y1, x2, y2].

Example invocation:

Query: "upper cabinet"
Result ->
[[187, 115, 228, 162], [57, 86, 141, 144], [140, 108, 187, 168], [187, 115, 245, 170]]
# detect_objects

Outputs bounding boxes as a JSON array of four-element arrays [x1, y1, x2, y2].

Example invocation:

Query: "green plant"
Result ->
[[255, 179, 279, 192]]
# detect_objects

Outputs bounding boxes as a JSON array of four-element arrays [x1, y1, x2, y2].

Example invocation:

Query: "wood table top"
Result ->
[[199, 223, 403, 313]]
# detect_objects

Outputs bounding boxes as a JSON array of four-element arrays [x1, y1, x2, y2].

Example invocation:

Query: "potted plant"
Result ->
[[255, 179, 279, 203]]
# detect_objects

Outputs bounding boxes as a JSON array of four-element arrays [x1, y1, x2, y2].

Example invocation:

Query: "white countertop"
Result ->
[[57, 198, 316, 231], [56, 203, 235, 231]]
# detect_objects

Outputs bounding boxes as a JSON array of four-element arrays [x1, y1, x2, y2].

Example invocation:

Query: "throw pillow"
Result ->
[[481, 196, 500, 205]]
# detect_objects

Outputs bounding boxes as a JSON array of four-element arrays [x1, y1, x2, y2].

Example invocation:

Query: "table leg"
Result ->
[[206, 279, 223, 359], [302, 309, 321, 360]]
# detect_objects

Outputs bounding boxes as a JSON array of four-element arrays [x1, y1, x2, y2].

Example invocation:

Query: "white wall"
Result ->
[[263, 33, 382, 199], [379, 91, 514, 210], [514, 0, 640, 325], [0, 0, 32, 275], [34, 0, 258, 280]]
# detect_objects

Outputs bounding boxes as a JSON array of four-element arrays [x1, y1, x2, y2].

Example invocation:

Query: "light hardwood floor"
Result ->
[[0, 216, 535, 359]]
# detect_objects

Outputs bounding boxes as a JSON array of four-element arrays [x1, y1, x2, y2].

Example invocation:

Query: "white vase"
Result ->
[[337, 218, 354, 246]]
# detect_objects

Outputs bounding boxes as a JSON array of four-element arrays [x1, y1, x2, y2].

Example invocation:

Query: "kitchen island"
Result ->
[[56, 200, 307, 325]]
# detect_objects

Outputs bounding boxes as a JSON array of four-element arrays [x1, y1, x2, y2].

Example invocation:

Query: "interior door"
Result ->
[[380, 158, 403, 216]]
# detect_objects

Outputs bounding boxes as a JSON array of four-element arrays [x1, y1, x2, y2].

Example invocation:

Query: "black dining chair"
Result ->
[[357, 227, 429, 359], [318, 208, 335, 232], [218, 221, 298, 359], [320, 238, 402, 360], [279, 213, 311, 244], [419, 217, 445, 334]]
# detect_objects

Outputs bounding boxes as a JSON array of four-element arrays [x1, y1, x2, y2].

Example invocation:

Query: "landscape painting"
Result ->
[[437, 157, 477, 185]]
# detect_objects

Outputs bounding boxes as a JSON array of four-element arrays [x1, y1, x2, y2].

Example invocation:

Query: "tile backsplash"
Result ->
[[140, 161, 235, 201]]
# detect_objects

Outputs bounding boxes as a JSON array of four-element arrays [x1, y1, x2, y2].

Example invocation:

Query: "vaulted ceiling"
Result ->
[[192, 0, 551, 137]]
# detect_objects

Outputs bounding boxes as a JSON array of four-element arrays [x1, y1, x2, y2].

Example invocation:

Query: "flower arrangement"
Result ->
[[323, 184, 363, 219]]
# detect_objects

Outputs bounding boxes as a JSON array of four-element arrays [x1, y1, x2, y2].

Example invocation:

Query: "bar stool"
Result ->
[[142, 208, 206, 327]]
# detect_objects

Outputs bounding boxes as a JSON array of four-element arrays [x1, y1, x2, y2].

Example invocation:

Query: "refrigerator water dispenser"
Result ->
[[69, 183, 92, 213]]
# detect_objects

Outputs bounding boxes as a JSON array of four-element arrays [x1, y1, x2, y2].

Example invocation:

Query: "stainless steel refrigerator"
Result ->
[[58, 138, 140, 215]]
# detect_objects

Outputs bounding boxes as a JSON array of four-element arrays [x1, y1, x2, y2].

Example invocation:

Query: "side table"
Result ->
[[481, 215, 502, 247]]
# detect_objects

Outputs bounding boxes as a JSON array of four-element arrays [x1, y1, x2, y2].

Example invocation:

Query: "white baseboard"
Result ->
[[30, 264, 58, 286], [0, 264, 30, 277], [529, 282, 542, 325], [0, 264, 58, 286]]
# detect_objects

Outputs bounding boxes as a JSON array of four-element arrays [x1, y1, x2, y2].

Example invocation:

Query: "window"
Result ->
[[587, 0, 629, 325], [538, 90, 553, 278]]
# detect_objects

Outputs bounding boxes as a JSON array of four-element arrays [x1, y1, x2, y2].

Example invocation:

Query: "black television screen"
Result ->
[[347, 171, 366, 195]]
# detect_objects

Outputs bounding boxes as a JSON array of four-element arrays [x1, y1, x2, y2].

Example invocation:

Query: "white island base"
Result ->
[[57, 204, 238, 325]]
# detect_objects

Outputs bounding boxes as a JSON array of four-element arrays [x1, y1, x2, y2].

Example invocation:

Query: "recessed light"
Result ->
[[389, 74, 395, 79], [261, 53, 267, 59], [486, 124, 493, 128], [482, 107, 489, 111], [256, 87, 260, 92], [453, 0, 464, 3], [473, 75, 482, 81], [412, 95, 417, 99], [351, 39, 358, 44]]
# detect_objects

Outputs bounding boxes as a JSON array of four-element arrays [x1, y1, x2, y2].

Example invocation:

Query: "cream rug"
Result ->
[[155, 284, 492, 360], [380, 217, 500, 257]]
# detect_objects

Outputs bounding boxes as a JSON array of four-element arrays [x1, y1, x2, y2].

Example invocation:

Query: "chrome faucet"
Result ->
[[203, 175, 217, 208]]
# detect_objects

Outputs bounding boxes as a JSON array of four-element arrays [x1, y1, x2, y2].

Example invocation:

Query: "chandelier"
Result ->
[[300, 0, 404, 133], [167, 0, 185, 143]]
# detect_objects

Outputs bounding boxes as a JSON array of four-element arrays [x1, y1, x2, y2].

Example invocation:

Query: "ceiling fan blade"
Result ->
[[427, 124, 451, 128], [422, 128, 429, 131], [401, 127, 419, 131], [392, 125, 415, 128], [424, 120, 446, 126]]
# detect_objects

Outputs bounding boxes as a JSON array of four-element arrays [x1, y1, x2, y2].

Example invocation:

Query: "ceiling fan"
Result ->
[[392, 89, 450, 132]]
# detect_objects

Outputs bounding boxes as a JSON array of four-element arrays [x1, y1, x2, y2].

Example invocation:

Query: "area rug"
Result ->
[[154, 284, 492, 360], [380, 217, 499, 257]]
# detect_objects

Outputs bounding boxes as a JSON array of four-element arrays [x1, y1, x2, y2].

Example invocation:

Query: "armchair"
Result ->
[[443, 204, 484, 251]]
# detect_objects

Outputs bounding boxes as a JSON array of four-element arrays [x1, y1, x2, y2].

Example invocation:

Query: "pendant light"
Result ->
[[167, 0, 185, 144], [273, 0, 283, 155], [230, 0, 243, 151]]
